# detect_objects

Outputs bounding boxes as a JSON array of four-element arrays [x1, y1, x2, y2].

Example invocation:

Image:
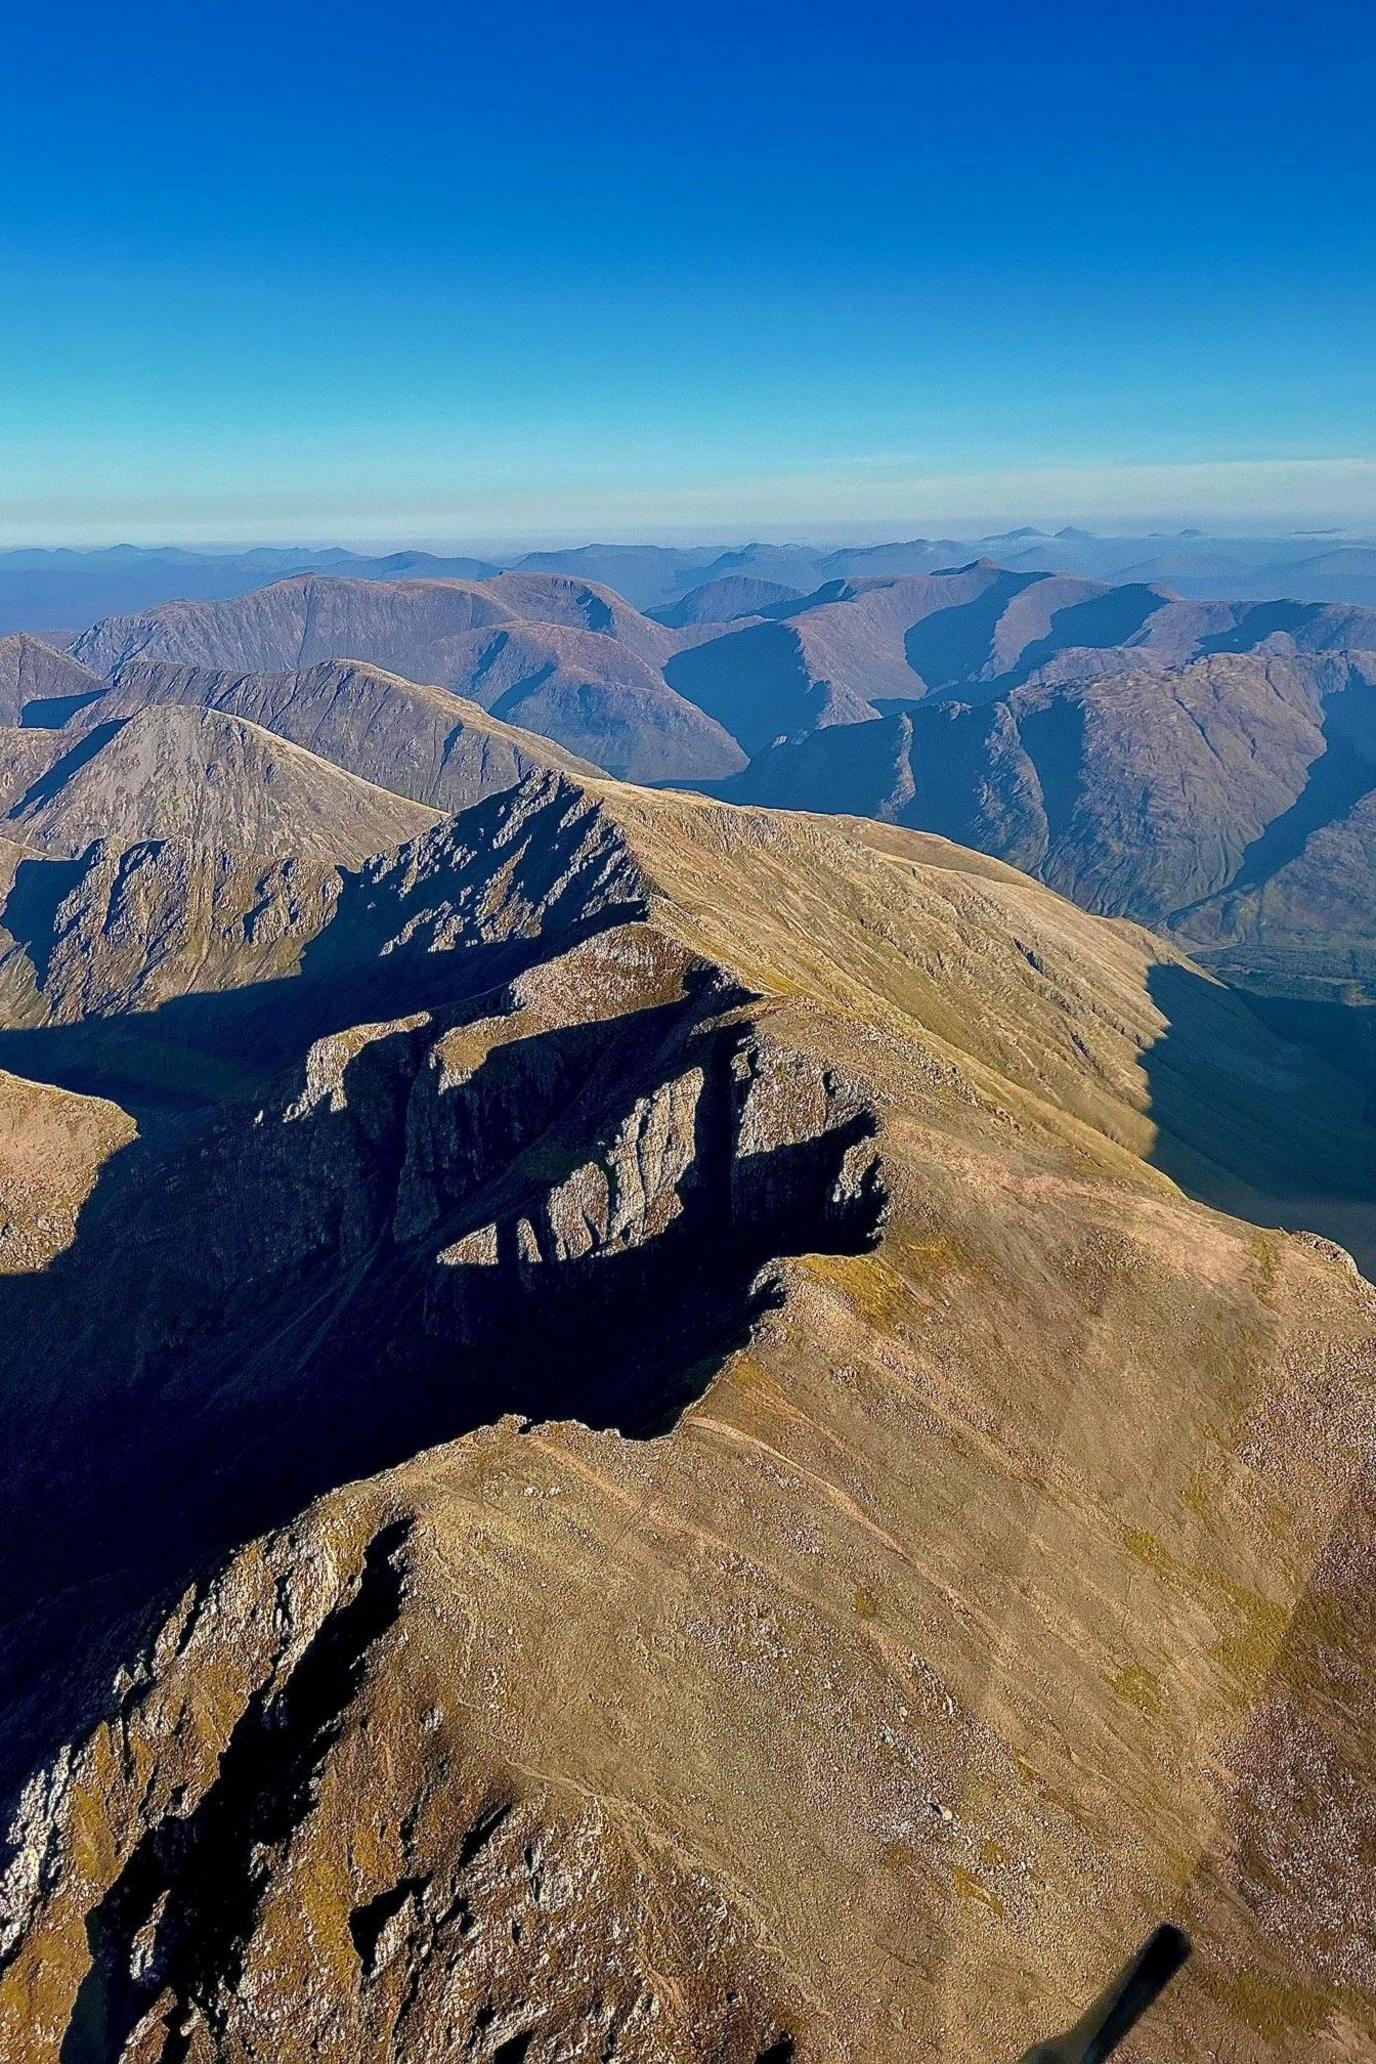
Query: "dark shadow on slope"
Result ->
[[8, 720, 127, 817], [752, 579, 850, 620], [487, 661, 558, 723], [1198, 600, 1326, 653], [1141, 960, 1376, 1274], [0, 980, 886, 1821], [1214, 715, 1376, 895], [911, 583, 1168, 705], [1234, 987, 1376, 1126], [59, 1519, 412, 2064], [901, 570, 1038, 691], [988, 584, 1167, 693], [664, 623, 817, 755], [0, 780, 649, 1115], [717, 713, 915, 820], [1014, 697, 1087, 851], [0, 911, 627, 1117], [20, 687, 107, 729], [468, 626, 515, 690], [1, 852, 89, 987]]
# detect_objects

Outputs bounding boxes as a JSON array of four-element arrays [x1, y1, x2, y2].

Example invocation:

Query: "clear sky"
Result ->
[[4, 0, 1375, 544]]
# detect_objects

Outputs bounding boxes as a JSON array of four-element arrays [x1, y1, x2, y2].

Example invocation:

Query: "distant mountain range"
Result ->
[[19, 555, 1376, 997], [8, 524, 1376, 634], [5, 543, 1376, 2060]]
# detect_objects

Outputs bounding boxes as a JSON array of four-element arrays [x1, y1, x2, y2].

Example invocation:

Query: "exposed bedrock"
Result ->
[[1, 1508, 804, 2064], [0, 922, 887, 1821]]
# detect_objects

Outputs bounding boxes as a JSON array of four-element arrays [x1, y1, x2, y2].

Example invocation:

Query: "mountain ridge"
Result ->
[[12, 529, 1376, 639], [2, 765, 1375, 2057], [0, 703, 441, 863], [70, 577, 741, 784]]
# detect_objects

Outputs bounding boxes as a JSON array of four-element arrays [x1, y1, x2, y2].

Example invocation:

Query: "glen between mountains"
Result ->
[[0, 561, 1374, 2061]]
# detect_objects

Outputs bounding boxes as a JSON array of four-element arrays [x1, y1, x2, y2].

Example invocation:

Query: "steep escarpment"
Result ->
[[0, 1505, 807, 2064], [2, 772, 1376, 2061], [0, 789, 891, 1926], [0, 919, 885, 1838], [0, 772, 647, 1080]]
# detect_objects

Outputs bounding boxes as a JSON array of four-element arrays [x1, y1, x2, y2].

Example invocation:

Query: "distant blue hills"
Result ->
[[6, 527, 1376, 634]]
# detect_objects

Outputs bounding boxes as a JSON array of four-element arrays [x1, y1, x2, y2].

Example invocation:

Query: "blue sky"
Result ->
[[3, 0, 1375, 543]]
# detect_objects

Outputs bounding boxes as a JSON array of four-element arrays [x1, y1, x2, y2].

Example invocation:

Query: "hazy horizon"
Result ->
[[8, 1, 1375, 550], [7, 494, 1376, 557]]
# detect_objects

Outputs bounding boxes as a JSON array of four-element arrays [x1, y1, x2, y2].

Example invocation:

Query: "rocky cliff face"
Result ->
[[2, 770, 1376, 2061]]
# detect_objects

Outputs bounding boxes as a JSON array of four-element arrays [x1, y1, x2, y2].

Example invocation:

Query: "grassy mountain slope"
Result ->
[[0, 774, 1373, 2059]]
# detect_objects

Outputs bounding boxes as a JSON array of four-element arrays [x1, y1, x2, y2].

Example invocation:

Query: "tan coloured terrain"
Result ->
[[0, 706, 440, 864], [95, 657, 602, 809], [0, 1066, 134, 1270], [0, 772, 1373, 2061]]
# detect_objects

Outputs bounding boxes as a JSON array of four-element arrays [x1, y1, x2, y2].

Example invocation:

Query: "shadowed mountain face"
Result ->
[[716, 606, 1376, 991], [25, 554, 1376, 993], [0, 636, 105, 728], [68, 575, 740, 786], [2, 741, 1376, 2061]]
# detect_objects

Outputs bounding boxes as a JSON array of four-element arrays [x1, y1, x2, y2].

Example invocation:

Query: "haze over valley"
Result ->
[[0, 525, 1373, 2060], [7, 1, 1376, 2057]]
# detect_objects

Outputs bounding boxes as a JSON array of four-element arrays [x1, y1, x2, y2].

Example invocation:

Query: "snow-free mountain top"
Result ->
[[2, 756, 1375, 2059], [10, 526, 1376, 636]]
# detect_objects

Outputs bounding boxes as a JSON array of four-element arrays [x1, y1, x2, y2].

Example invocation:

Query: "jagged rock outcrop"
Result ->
[[2, 770, 1376, 2061], [0, 771, 644, 1045], [0, 837, 346, 1032], [0, 1503, 806, 2064]]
